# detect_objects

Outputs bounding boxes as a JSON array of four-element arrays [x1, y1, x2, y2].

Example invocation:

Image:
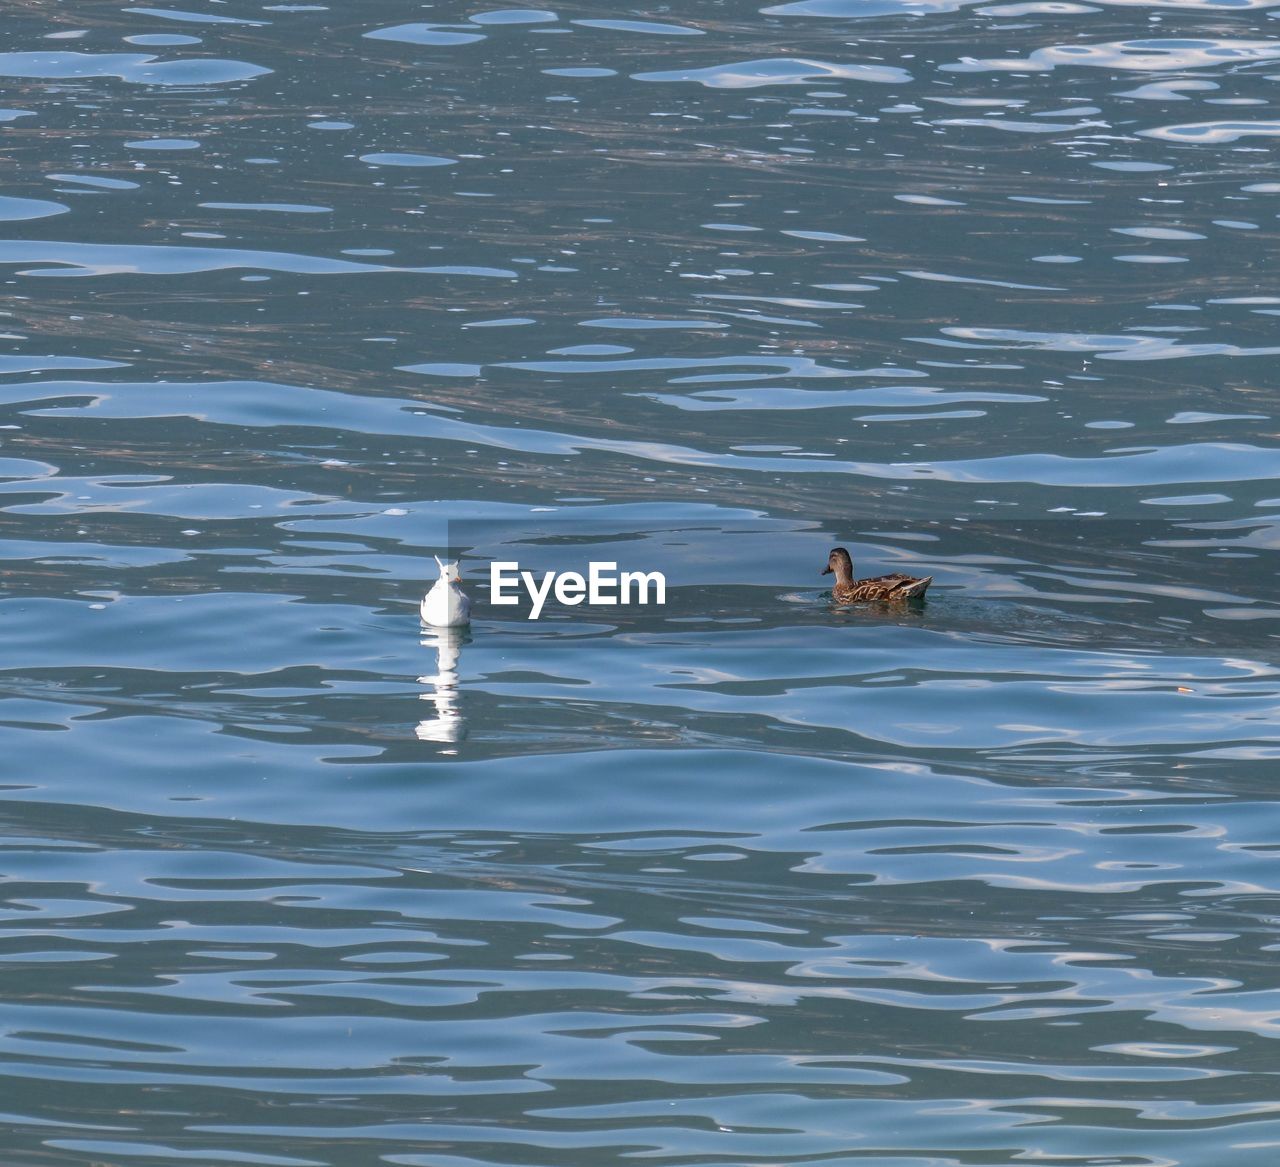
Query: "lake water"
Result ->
[[2, 1, 1279, 1164]]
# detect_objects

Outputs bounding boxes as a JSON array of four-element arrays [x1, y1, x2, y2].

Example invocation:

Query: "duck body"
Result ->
[[421, 555, 471, 627], [822, 546, 931, 603]]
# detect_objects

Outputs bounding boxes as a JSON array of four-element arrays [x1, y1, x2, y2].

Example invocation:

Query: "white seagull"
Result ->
[[420, 555, 471, 627]]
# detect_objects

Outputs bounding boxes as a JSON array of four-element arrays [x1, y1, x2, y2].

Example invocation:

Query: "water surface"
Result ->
[[1, 1, 1278, 1165]]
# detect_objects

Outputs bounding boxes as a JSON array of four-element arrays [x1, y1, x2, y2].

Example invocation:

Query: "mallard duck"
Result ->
[[421, 555, 471, 627], [821, 546, 932, 603]]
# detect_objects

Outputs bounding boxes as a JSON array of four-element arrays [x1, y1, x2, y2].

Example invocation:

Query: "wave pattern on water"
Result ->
[[0, 0, 1277, 1165]]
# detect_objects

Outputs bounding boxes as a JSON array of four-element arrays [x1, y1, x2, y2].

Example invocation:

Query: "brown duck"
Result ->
[[822, 546, 932, 603]]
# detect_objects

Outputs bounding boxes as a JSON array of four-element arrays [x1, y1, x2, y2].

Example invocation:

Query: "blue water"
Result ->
[[1, 1, 1278, 1164]]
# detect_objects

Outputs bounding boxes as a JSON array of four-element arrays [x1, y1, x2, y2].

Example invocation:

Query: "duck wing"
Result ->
[[840, 573, 932, 602]]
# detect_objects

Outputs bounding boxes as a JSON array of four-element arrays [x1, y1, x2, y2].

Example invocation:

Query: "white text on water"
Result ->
[[489, 561, 666, 619]]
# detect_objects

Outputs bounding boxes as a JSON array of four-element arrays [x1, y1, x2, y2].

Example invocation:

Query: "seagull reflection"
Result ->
[[417, 626, 470, 747]]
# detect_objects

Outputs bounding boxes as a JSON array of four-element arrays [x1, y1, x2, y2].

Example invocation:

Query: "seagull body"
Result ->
[[421, 555, 471, 627]]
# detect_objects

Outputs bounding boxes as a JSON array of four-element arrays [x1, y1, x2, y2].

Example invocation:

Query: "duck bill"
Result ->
[[821, 565, 832, 575]]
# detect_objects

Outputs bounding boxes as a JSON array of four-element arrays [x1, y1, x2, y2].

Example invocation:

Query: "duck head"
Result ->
[[822, 547, 854, 582], [434, 554, 462, 584]]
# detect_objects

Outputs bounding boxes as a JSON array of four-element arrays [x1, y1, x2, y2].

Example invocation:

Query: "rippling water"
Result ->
[[2, 1, 1279, 1164]]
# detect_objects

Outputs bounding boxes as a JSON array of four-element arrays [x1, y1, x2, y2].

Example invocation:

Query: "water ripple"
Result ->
[[1140, 120, 1280, 143], [0, 50, 269, 85], [633, 57, 913, 88], [0, 242, 513, 278]]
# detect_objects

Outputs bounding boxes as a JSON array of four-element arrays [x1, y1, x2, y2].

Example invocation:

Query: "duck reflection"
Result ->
[[417, 626, 470, 746]]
